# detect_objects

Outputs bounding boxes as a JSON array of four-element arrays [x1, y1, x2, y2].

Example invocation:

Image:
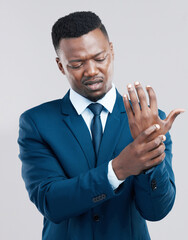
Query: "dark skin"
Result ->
[[56, 28, 114, 102], [55, 28, 185, 181], [124, 82, 185, 140], [112, 82, 185, 180], [112, 124, 166, 179]]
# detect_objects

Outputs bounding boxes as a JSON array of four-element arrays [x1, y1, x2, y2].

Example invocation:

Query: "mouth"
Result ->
[[83, 78, 103, 91]]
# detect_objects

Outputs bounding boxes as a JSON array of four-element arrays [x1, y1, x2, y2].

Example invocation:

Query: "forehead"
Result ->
[[58, 28, 110, 60]]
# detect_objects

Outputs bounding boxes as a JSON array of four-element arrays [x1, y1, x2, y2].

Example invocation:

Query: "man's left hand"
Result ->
[[123, 82, 185, 140]]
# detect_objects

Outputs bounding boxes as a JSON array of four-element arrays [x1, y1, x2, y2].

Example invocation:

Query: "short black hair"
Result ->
[[51, 11, 109, 51]]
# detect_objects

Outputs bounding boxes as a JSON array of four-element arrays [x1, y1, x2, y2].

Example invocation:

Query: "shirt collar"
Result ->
[[70, 84, 116, 115]]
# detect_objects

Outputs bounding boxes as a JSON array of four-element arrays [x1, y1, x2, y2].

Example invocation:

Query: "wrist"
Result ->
[[112, 157, 129, 180]]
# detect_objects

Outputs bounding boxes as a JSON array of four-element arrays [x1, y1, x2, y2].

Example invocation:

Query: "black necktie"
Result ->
[[88, 103, 103, 161]]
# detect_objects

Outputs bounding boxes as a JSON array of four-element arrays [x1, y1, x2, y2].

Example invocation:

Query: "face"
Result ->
[[56, 28, 114, 102]]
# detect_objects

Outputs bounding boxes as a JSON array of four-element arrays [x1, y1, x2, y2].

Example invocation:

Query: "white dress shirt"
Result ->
[[69, 84, 124, 190]]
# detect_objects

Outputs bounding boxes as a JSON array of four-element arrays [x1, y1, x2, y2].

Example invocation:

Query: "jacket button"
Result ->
[[101, 194, 106, 199], [93, 215, 100, 222], [151, 179, 157, 191]]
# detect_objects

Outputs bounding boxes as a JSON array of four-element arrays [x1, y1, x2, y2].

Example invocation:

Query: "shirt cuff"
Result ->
[[107, 160, 125, 190]]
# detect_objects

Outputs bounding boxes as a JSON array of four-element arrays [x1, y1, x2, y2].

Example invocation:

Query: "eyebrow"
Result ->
[[68, 50, 106, 63]]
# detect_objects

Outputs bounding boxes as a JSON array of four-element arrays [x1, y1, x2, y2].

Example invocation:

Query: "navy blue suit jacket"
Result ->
[[18, 90, 176, 240]]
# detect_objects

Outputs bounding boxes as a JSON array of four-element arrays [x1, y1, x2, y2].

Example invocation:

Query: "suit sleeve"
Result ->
[[18, 112, 116, 224], [133, 110, 176, 221]]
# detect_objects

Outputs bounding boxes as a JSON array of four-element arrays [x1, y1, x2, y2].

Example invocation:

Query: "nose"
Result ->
[[83, 60, 99, 77]]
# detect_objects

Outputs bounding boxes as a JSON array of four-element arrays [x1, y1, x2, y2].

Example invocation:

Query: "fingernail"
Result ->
[[155, 124, 160, 130], [123, 94, 127, 99], [162, 135, 166, 141], [134, 81, 140, 86], [127, 84, 132, 89], [146, 85, 151, 88]]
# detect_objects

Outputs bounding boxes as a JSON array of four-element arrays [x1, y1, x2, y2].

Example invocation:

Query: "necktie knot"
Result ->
[[88, 103, 103, 116]]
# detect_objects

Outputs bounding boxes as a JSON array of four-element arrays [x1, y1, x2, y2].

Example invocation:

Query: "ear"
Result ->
[[109, 42, 114, 60], [56, 57, 65, 75]]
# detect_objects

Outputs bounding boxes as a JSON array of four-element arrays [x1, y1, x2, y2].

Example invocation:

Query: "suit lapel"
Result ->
[[61, 91, 96, 169], [97, 91, 127, 166], [60, 90, 127, 169]]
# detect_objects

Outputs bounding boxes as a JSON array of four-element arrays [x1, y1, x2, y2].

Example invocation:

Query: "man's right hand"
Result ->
[[112, 124, 166, 180]]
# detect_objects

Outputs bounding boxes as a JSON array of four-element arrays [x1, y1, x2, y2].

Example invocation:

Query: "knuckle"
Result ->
[[153, 137, 164, 148], [141, 130, 148, 138], [158, 158, 163, 164], [162, 143, 166, 151], [125, 107, 132, 113], [153, 157, 162, 165], [142, 116, 148, 122], [131, 99, 138, 105], [158, 145, 165, 155], [161, 143, 166, 151], [144, 161, 150, 168], [158, 153, 165, 164], [142, 112, 149, 120], [129, 118, 135, 126], [162, 152, 166, 160], [139, 148, 145, 157], [153, 138, 160, 147], [142, 111, 152, 122], [135, 149, 141, 158], [135, 146, 144, 158], [138, 94, 145, 101], [152, 111, 158, 118]]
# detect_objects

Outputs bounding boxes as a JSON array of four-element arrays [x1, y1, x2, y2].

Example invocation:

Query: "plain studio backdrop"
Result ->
[[0, 0, 187, 239]]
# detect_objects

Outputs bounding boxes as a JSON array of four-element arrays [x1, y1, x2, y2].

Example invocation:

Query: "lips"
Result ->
[[83, 77, 104, 91], [83, 77, 103, 84]]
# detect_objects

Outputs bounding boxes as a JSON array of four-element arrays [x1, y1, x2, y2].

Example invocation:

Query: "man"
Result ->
[[18, 11, 184, 240]]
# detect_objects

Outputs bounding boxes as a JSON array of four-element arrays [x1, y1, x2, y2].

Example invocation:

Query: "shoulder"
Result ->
[[20, 99, 62, 119], [20, 99, 62, 124]]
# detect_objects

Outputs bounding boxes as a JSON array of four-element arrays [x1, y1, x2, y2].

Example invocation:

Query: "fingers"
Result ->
[[123, 94, 134, 120], [134, 82, 148, 112], [165, 108, 185, 131], [126, 82, 158, 114], [127, 83, 141, 115], [147, 142, 166, 159], [145, 135, 166, 152], [146, 85, 158, 112], [141, 134, 166, 170], [145, 152, 166, 170], [137, 124, 160, 142]]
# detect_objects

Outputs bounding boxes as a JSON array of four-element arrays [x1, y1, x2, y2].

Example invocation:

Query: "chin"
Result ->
[[86, 91, 106, 102]]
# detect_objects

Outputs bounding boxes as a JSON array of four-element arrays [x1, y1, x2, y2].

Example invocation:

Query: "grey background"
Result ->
[[0, 0, 187, 239]]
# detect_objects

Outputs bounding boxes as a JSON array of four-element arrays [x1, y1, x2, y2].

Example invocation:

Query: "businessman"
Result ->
[[18, 11, 184, 239]]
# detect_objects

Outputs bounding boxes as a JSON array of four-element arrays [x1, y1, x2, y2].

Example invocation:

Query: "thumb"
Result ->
[[165, 108, 185, 131]]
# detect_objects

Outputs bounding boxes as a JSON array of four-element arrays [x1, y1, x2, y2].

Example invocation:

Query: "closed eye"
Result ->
[[68, 53, 108, 69], [68, 63, 83, 69], [95, 55, 108, 62]]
